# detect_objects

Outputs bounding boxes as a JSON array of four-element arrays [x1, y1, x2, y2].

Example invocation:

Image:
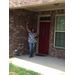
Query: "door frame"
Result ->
[[36, 15, 51, 54]]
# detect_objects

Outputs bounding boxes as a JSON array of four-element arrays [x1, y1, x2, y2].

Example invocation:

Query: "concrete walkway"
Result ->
[[9, 55, 65, 75]]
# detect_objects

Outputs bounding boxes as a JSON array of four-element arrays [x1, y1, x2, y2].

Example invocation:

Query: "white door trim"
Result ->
[[36, 15, 51, 54]]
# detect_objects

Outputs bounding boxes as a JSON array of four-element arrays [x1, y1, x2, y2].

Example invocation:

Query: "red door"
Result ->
[[38, 22, 50, 55]]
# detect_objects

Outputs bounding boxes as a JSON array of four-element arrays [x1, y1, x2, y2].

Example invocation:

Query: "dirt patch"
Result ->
[[60, 73, 65, 75], [9, 72, 15, 75], [39, 74, 44, 75]]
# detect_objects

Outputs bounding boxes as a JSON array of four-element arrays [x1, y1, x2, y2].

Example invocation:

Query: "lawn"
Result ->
[[9, 63, 41, 75]]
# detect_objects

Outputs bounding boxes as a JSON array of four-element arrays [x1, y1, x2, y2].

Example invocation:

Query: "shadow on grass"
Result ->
[[9, 63, 42, 75]]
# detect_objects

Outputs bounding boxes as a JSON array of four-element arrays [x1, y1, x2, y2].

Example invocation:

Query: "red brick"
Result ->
[[9, 9, 37, 57]]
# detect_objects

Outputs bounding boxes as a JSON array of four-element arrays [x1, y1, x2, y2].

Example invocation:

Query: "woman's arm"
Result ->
[[26, 21, 29, 32], [35, 35, 39, 39]]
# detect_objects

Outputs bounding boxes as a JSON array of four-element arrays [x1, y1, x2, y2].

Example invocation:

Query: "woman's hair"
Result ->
[[30, 27, 36, 33]]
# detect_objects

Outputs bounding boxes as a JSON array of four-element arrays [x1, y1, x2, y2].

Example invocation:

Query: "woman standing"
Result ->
[[26, 21, 39, 58]]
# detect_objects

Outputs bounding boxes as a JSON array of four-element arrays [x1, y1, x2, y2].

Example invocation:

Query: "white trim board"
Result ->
[[9, 7, 65, 13], [32, 7, 65, 12]]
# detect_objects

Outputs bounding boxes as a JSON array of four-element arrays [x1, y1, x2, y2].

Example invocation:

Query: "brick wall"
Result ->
[[37, 9, 65, 59], [9, 0, 62, 8], [9, 9, 37, 57], [9, 8, 65, 59]]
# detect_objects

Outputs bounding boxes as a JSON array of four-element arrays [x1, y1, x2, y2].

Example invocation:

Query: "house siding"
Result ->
[[9, 9, 65, 59], [9, 9, 37, 57], [9, 0, 62, 8], [37, 9, 65, 59]]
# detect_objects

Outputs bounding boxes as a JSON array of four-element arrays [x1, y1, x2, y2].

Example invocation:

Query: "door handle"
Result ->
[[43, 28, 46, 36]]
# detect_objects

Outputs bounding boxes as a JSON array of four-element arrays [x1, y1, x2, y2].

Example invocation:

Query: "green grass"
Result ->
[[9, 63, 41, 75]]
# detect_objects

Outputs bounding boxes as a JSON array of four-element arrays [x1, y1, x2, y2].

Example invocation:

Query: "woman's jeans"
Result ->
[[29, 43, 35, 56]]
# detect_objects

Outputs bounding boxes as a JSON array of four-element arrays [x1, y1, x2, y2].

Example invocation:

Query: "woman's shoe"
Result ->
[[29, 56, 32, 58], [31, 56, 33, 57]]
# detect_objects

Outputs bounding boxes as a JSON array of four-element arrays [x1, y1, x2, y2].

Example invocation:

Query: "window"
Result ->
[[55, 15, 65, 48], [40, 17, 50, 21]]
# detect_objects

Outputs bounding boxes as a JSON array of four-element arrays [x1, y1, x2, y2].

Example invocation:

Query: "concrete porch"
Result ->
[[9, 55, 65, 75]]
